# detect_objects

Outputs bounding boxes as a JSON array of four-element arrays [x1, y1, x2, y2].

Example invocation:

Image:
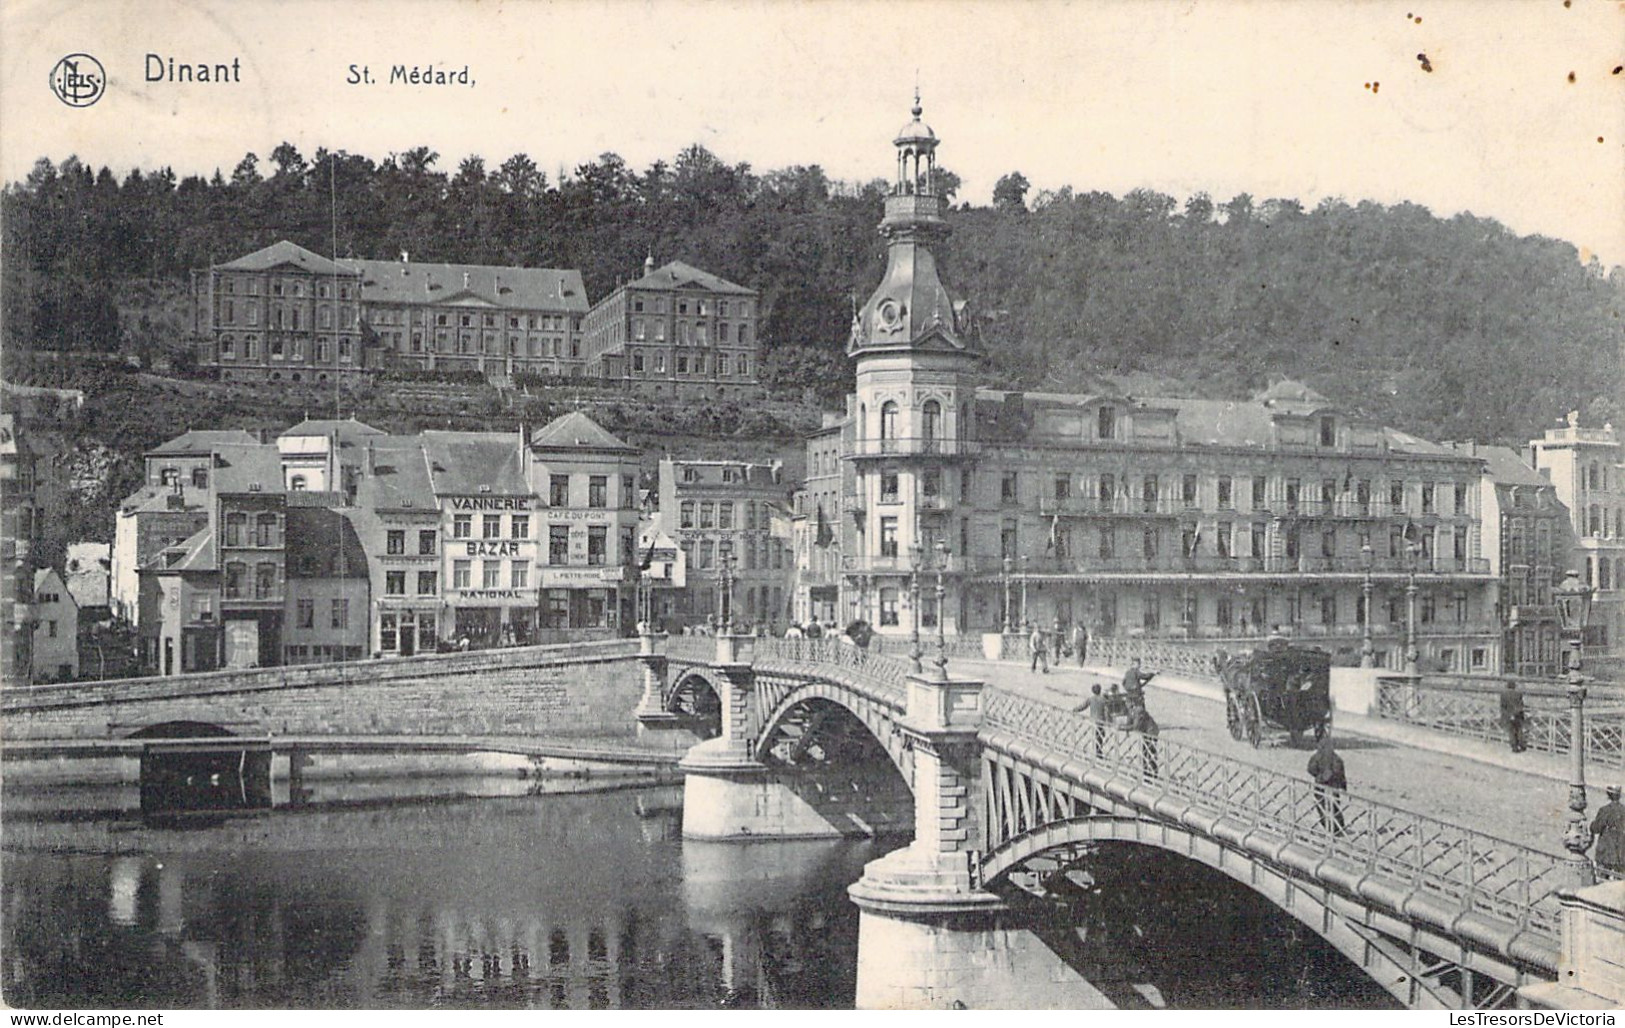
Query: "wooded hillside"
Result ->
[[4, 144, 1620, 445]]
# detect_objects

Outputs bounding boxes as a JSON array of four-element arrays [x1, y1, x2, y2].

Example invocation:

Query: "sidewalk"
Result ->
[[958, 656, 1586, 787]]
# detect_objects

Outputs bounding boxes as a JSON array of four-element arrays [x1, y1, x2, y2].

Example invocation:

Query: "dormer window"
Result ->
[[1098, 406, 1116, 441], [1319, 416, 1336, 447]]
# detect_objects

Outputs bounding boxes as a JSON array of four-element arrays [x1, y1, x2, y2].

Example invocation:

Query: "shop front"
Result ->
[[378, 606, 439, 656]]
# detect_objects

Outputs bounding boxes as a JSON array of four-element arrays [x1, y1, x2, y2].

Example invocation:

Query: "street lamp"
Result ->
[[1020, 553, 1030, 630], [1555, 568, 1595, 885], [1002, 555, 1014, 633], [909, 541, 924, 674], [718, 540, 736, 635], [1405, 541, 1421, 675], [1360, 542, 1375, 668], [934, 541, 950, 680]]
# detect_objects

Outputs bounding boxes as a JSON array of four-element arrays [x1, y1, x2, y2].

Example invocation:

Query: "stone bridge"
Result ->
[[1, 639, 683, 771], [656, 633, 1622, 1010]]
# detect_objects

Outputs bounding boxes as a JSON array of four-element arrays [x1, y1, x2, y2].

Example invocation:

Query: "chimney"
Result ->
[[166, 493, 185, 510], [463, 271, 470, 289]]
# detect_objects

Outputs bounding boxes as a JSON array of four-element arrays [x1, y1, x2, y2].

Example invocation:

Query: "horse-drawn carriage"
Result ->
[[1215, 642, 1332, 748]]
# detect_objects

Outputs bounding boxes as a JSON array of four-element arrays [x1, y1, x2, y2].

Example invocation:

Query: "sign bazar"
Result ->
[[465, 540, 523, 557]]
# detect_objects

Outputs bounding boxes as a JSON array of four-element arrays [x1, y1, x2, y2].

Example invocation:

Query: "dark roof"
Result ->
[[284, 508, 368, 579], [345, 258, 588, 312], [529, 411, 635, 452], [145, 526, 215, 573], [210, 444, 285, 495], [421, 431, 531, 496], [283, 418, 386, 442], [148, 429, 260, 456], [357, 440, 436, 511], [216, 241, 357, 277], [623, 260, 754, 296], [119, 484, 210, 515], [1447, 443, 1550, 487]]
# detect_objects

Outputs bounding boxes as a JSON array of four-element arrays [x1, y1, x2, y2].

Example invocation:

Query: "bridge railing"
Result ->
[[750, 637, 914, 700], [1377, 678, 1625, 771], [1085, 637, 1222, 679], [662, 634, 717, 664], [982, 689, 1570, 942]]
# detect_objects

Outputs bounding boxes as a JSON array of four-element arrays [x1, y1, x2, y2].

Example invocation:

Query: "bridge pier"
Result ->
[[633, 631, 700, 751], [849, 672, 1111, 1010]]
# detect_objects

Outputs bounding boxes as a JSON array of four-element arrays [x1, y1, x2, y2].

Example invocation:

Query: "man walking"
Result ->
[[1076, 683, 1109, 757], [1307, 733, 1348, 836], [1132, 702, 1160, 779], [1072, 621, 1089, 668], [1591, 784, 1625, 876], [1029, 621, 1050, 674], [1499, 680, 1527, 753]]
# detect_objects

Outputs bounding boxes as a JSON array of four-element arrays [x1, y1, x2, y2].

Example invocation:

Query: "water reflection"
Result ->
[[3, 784, 883, 1009], [4, 780, 1394, 1010]]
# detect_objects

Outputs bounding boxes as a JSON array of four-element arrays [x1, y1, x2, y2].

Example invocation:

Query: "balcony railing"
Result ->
[[846, 437, 979, 458], [841, 553, 974, 574]]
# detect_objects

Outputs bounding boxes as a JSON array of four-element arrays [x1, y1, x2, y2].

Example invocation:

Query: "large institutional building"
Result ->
[[191, 246, 757, 395], [797, 97, 1515, 673], [580, 257, 762, 399]]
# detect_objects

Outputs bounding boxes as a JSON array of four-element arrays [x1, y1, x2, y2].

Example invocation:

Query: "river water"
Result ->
[[2, 777, 1394, 1009]]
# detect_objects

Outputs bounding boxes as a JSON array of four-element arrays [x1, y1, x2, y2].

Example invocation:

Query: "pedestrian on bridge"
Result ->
[[1132, 703, 1159, 779], [1072, 621, 1089, 668], [1592, 784, 1625, 875], [1499, 680, 1527, 753], [1075, 683, 1109, 757], [1307, 733, 1348, 836], [1029, 622, 1050, 674], [1123, 660, 1153, 709]]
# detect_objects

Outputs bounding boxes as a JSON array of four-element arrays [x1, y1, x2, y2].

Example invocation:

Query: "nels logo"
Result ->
[[49, 53, 105, 107]]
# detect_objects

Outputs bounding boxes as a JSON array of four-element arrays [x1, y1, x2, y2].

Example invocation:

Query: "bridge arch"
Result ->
[[982, 814, 1512, 1010], [664, 667, 723, 739], [751, 679, 912, 784]]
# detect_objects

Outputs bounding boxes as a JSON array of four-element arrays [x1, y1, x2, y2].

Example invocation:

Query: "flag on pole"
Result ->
[[815, 503, 833, 548], [639, 533, 657, 571], [1045, 513, 1060, 553], [1189, 520, 1202, 556]]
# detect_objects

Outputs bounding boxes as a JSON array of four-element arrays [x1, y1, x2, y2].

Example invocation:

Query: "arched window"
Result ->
[[224, 513, 246, 548], [921, 399, 941, 443], [224, 562, 247, 599], [858, 404, 867, 442], [880, 401, 899, 442], [255, 513, 279, 548]]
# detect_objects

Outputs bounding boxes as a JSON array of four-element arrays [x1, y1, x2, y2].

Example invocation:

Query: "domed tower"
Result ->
[[845, 93, 982, 638]]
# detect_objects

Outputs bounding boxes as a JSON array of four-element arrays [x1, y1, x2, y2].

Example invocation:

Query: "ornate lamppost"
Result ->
[[1002, 555, 1014, 633], [934, 540, 950, 680], [718, 540, 736, 635], [1404, 540, 1421, 675], [1020, 553, 1030, 630], [1360, 542, 1375, 668], [1555, 568, 1596, 885], [909, 541, 924, 674]]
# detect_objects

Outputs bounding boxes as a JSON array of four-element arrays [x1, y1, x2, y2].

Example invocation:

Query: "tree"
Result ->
[[992, 172, 1030, 213]]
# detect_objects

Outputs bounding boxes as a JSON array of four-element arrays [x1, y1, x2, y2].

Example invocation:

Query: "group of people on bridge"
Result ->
[[1026, 620, 1089, 674]]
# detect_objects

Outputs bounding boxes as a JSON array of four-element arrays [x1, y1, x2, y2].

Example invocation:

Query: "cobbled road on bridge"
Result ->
[[954, 658, 1583, 856]]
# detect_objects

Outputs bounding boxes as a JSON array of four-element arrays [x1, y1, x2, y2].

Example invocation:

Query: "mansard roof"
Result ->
[[345, 258, 588, 312], [420, 431, 531, 496]]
